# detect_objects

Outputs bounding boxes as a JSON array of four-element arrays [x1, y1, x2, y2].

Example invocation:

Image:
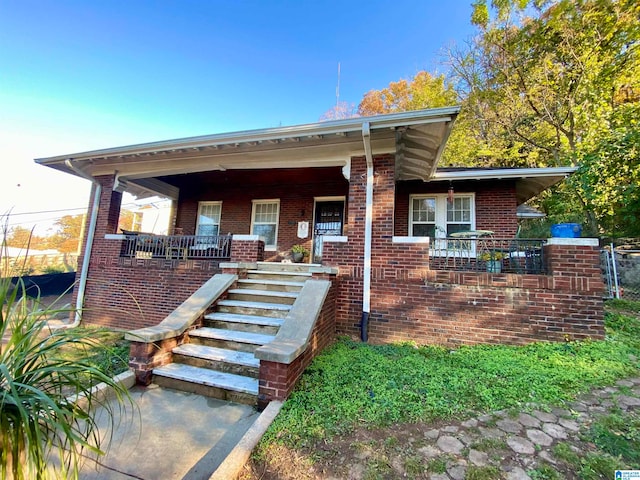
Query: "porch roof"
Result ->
[[432, 166, 577, 203], [35, 107, 459, 199]]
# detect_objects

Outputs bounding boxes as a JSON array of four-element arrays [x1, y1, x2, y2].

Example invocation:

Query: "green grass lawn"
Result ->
[[261, 299, 640, 449], [55, 327, 131, 378]]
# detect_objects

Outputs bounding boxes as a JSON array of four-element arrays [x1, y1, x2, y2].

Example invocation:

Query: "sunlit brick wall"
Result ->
[[323, 156, 604, 347]]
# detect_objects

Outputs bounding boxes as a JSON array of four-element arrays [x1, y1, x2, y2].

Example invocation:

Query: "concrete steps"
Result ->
[[153, 363, 258, 405], [216, 299, 291, 318], [189, 327, 276, 353], [247, 270, 312, 282], [237, 278, 306, 292], [256, 261, 321, 272], [152, 262, 316, 405], [227, 288, 297, 305], [204, 312, 284, 335], [172, 343, 259, 377]]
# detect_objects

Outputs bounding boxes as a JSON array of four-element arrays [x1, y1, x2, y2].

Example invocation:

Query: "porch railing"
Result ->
[[429, 237, 547, 275], [120, 233, 232, 260]]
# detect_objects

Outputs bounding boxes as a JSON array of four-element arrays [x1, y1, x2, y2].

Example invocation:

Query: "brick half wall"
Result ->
[[322, 154, 605, 347], [325, 239, 604, 346], [258, 275, 337, 406], [80, 255, 223, 331]]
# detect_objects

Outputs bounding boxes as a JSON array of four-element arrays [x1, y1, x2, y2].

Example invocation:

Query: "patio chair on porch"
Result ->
[[447, 230, 494, 270], [121, 229, 167, 258], [165, 230, 189, 260], [505, 227, 545, 274]]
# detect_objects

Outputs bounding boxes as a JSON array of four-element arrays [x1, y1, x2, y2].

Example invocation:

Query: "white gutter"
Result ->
[[35, 107, 460, 165], [361, 122, 374, 340], [431, 166, 577, 181], [64, 159, 101, 328]]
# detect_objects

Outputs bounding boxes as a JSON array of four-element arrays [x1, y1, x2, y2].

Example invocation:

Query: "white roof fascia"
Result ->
[[431, 166, 577, 181], [427, 120, 456, 179], [35, 107, 460, 165]]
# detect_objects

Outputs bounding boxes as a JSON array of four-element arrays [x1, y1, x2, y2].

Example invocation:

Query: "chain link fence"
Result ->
[[602, 239, 640, 301]]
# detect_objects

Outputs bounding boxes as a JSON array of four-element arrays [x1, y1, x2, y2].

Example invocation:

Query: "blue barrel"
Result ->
[[550, 223, 582, 238]]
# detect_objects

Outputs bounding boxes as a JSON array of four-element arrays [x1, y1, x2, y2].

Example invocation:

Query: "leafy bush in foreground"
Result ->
[[0, 279, 132, 478]]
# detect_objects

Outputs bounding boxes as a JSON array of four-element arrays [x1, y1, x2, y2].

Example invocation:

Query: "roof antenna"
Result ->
[[336, 62, 341, 109]]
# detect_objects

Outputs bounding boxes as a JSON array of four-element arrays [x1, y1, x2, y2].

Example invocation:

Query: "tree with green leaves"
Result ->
[[350, 0, 639, 236], [355, 70, 481, 166], [446, 0, 639, 235], [572, 103, 640, 237], [452, 0, 639, 165]]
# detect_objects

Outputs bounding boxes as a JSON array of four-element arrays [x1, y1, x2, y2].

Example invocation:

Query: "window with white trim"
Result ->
[[251, 199, 280, 250], [410, 194, 475, 238], [196, 202, 222, 236]]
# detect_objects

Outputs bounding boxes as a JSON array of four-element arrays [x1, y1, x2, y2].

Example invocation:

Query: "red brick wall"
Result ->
[[258, 277, 337, 404], [74, 169, 346, 331], [323, 155, 605, 347], [394, 180, 518, 237], [129, 334, 184, 385], [369, 266, 603, 346], [320, 156, 369, 335], [81, 257, 223, 331], [230, 239, 265, 263], [173, 167, 348, 261], [72, 174, 224, 331], [78, 166, 604, 344]]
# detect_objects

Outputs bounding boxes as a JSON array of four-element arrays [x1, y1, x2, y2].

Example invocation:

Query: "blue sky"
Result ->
[[0, 0, 476, 233]]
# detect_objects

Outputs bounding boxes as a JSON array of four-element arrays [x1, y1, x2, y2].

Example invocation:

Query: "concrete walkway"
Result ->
[[79, 384, 259, 480]]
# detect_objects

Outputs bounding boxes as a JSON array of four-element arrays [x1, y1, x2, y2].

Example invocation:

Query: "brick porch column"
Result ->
[[322, 154, 396, 339], [229, 235, 265, 262], [543, 238, 605, 339], [70, 174, 123, 320]]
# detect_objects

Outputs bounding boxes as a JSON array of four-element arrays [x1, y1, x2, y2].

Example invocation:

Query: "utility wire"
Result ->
[[4, 202, 146, 217]]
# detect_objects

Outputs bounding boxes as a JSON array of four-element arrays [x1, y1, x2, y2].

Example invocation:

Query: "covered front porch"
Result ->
[[35, 108, 603, 346], [111, 230, 548, 275]]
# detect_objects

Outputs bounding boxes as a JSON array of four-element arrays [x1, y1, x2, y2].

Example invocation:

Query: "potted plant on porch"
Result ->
[[478, 250, 505, 273], [291, 244, 309, 263]]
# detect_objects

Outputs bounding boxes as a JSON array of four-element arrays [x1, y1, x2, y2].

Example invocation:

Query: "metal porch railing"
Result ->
[[120, 233, 232, 260], [429, 237, 547, 275]]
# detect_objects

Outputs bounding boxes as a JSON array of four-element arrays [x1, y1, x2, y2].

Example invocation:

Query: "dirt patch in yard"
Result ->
[[240, 379, 640, 479]]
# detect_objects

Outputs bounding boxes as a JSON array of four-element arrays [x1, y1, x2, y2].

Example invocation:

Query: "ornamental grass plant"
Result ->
[[0, 217, 133, 479]]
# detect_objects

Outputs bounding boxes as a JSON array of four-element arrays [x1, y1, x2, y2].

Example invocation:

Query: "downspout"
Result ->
[[64, 159, 101, 328], [360, 122, 373, 342]]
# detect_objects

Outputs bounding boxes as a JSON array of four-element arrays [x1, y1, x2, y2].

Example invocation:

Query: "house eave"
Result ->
[[431, 167, 577, 203], [36, 107, 459, 169]]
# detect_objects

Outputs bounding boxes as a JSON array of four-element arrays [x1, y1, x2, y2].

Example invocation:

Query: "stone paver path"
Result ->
[[399, 376, 640, 479], [246, 376, 640, 479]]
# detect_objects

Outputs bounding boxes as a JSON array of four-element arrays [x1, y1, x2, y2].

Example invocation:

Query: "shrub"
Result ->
[[0, 217, 132, 478]]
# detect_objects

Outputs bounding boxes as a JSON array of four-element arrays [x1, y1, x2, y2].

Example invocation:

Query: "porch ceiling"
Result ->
[[35, 108, 459, 198]]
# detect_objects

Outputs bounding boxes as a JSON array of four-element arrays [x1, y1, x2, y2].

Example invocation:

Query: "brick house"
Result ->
[[36, 108, 604, 404]]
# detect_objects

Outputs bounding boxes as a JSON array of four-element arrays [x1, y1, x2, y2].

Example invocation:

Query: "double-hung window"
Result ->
[[446, 196, 474, 236], [251, 199, 280, 250], [196, 202, 222, 237], [410, 194, 475, 245]]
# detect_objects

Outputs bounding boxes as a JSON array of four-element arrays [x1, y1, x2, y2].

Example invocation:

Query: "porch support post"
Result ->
[[68, 173, 123, 326]]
